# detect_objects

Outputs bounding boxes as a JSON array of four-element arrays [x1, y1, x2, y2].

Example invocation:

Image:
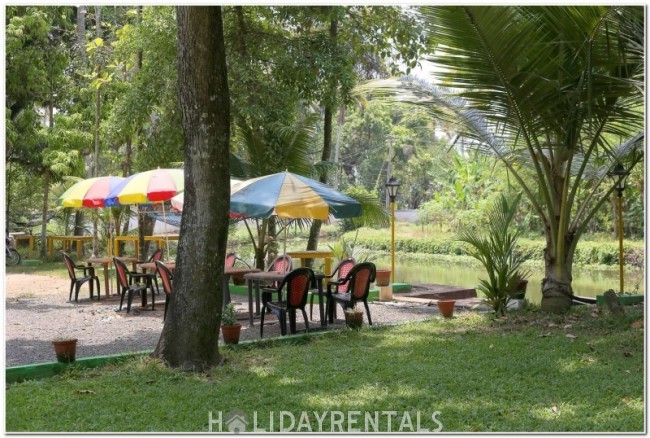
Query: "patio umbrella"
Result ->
[[230, 171, 362, 256], [170, 179, 242, 213], [59, 176, 126, 208], [105, 168, 184, 207], [230, 171, 362, 220], [59, 176, 126, 256], [106, 168, 185, 258]]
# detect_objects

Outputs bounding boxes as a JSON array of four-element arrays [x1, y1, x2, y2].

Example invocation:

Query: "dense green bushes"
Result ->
[[346, 232, 645, 268]]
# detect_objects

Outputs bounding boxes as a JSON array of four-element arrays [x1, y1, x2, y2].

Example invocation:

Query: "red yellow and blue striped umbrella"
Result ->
[[59, 176, 126, 208], [230, 171, 362, 220], [105, 169, 184, 206]]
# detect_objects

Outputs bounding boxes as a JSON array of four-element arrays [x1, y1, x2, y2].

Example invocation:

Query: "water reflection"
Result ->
[[381, 259, 644, 305]]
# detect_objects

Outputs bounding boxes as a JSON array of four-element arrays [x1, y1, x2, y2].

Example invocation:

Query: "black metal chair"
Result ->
[[114, 257, 152, 314], [62, 252, 100, 302], [155, 260, 174, 320], [327, 262, 376, 325], [260, 267, 314, 337], [309, 257, 355, 320]]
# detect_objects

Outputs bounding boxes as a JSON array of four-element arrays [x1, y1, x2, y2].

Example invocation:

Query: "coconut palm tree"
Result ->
[[364, 6, 644, 312]]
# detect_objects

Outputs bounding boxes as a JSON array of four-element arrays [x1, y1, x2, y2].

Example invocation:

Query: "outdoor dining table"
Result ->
[[137, 261, 175, 272], [223, 267, 260, 311], [86, 256, 138, 298], [244, 270, 326, 328]]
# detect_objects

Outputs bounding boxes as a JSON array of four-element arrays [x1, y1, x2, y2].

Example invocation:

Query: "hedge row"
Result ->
[[348, 234, 645, 268]]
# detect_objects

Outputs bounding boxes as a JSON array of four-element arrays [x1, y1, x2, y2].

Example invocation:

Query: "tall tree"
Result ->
[[367, 6, 644, 312], [153, 6, 230, 370]]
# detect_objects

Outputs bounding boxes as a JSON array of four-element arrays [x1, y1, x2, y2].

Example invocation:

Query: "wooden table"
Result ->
[[86, 256, 138, 297], [137, 261, 175, 272], [243, 270, 326, 328], [48, 236, 94, 259], [113, 235, 180, 258], [11, 234, 37, 259], [223, 267, 260, 311], [286, 250, 334, 277]]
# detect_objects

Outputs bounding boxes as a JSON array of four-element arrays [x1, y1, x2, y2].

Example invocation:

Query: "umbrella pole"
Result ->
[[283, 219, 288, 256], [162, 202, 170, 260]]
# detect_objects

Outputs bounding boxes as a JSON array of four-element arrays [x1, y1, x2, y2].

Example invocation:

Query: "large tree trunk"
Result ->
[[153, 6, 230, 371], [306, 17, 338, 257]]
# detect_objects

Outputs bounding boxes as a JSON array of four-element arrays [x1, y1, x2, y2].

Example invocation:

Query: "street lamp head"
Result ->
[[607, 163, 630, 195], [385, 177, 401, 202]]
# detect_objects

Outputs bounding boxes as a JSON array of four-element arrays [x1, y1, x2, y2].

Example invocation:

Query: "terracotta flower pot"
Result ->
[[375, 269, 391, 287], [52, 338, 77, 363], [437, 300, 455, 318], [221, 324, 242, 344], [344, 311, 363, 329]]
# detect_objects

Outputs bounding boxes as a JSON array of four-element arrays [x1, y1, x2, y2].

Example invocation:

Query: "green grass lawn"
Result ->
[[6, 306, 643, 432]]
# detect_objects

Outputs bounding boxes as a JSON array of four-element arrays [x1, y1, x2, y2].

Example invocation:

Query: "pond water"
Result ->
[[231, 243, 644, 305], [378, 258, 645, 304]]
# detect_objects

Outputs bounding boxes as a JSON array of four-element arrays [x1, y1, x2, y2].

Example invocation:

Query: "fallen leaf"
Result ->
[[565, 334, 577, 339], [547, 323, 557, 328], [631, 320, 643, 329], [489, 344, 494, 349], [471, 427, 480, 432], [590, 311, 600, 318], [622, 397, 631, 404], [563, 324, 572, 329], [551, 404, 558, 414], [539, 332, 552, 338]]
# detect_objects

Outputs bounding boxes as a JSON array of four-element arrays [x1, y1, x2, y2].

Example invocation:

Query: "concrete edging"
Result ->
[[6, 317, 430, 384]]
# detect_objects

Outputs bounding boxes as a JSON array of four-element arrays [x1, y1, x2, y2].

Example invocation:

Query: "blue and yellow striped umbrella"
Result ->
[[230, 171, 361, 220]]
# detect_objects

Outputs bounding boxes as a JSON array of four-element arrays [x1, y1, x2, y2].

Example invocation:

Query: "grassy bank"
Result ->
[[6, 306, 643, 432]]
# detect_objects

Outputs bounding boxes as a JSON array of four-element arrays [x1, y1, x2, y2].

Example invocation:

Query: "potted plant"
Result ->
[[52, 337, 78, 363], [344, 304, 364, 329], [457, 194, 530, 316], [220, 303, 242, 344]]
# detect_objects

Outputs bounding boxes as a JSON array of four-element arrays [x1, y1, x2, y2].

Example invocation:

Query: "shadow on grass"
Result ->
[[6, 308, 644, 433]]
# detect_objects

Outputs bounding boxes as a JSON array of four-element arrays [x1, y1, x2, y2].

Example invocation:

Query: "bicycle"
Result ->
[[6, 234, 21, 266]]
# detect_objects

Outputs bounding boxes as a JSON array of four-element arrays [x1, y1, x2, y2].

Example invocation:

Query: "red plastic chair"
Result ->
[[155, 260, 174, 320], [266, 254, 293, 288], [327, 262, 376, 325], [225, 252, 237, 268], [309, 257, 355, 320], [114, 257, 153, 314], [62, 252, 100, 302], [141, 249, 163, 294], [260, 267, 314, 337]]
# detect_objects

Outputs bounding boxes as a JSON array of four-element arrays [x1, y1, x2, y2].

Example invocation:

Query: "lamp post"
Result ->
[[607, 163, 630, 293], [385, 177, 401, 284]]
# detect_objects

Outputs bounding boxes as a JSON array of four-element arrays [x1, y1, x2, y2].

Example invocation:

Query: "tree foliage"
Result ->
[[363, 6, 644, 311]]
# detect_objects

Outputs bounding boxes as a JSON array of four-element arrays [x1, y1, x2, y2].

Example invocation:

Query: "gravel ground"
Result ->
[[5, 273, 457, 367]]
